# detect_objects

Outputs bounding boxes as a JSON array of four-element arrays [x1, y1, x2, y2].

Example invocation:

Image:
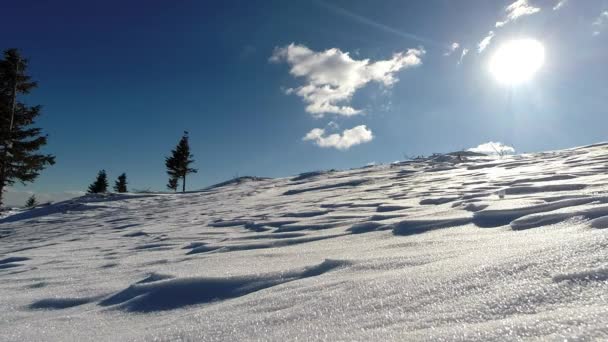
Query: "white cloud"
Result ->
[[2, 188, 85, 208], [553, 0, 568, 11], [593, 11, 608, 25], [495, 0, 541, 27], [458, 48, 469, 64], [592, 11, 608, 36], [477, 1, 541, 54], [478, 31, 495, 53], [303, 125, 373, 150], [443, 42, 460, 56], [468, 142, 515, 155], [271, 43, 424, 117]]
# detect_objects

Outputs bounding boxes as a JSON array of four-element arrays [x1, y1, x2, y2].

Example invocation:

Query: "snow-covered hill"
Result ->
[[1, 144, 608, 341]]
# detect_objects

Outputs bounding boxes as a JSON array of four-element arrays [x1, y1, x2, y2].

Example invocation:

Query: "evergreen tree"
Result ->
[[114, 173, 127, 193], [167, 176, 178, 192], [25, 194, 37, 208], [0, 49, 55, 207], [165, 131, 197, 193], [87, 170, 108, 194]]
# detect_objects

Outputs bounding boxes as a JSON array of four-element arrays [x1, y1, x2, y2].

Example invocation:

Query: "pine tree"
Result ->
[[165, 131, 197, 193], [25, 194, 37, 208], [0, 49, 55, 207], [114, 173, 127, 193], [167, 176, 178, 192], [87, 170, 108, 194]]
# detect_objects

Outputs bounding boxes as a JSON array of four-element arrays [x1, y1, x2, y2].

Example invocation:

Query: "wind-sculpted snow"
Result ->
[[1, 144, 608, 340], [98, 259, 349, 312], [552, 267, 608, 283], [392, 216, 473, 236], [29, 296, 100, 310], [0, 256, 29, 264]]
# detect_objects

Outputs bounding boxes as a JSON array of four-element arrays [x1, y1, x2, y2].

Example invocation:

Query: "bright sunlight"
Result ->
[[489, 38, 545, 85]]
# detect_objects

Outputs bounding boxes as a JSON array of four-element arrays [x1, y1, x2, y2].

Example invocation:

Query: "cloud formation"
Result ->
[[478, 31, 495, 53], [477, 0, 541, 53], [553, 0, 568, 11], [303, 125, 373, 150], [327, 121, 340, 130], [495, 0, 541, 27], [468, 142, 515, 155], [593, 11, 608, 36], [443, 42, 460, 56], [458, 48, 470, 64], [271, 43, 424, 117]]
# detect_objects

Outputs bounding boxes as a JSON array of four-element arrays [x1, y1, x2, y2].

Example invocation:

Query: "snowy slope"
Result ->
[[1, 144, 608, 341]]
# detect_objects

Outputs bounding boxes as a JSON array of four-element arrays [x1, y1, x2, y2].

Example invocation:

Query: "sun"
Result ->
[[489, 39, 545, 85]]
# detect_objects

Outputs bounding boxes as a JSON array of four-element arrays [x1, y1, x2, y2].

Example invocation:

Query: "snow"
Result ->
[[1, 144, 608, 341]]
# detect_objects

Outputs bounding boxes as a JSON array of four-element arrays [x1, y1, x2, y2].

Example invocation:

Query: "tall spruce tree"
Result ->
[[114, 173, 127, 193], [165, 131, 197, 193], [0, 49, 55, 207], [87, 170, 108, 194]]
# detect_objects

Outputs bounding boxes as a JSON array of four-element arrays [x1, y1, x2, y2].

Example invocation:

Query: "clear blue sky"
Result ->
[[2, 0, 607, 202]]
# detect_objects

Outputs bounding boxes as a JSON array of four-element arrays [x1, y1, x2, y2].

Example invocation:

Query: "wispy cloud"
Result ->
[[593, 11, 608, 36], [468, 142, 515, 155], [553, 0, 568, 11], [478, 31, 495, 53], [443, 42, 460, 56], [476, 0, 541, 53], [327, 121, 340, 130], [495, 0, 541, 27], [271, 43, 424, 117], [303, 125, 373, 150], [316, 0, 443, 48], [458, 48, 470, 64]]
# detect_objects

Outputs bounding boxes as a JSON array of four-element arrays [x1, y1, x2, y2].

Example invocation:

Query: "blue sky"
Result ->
[[2, 0, 608, 204]]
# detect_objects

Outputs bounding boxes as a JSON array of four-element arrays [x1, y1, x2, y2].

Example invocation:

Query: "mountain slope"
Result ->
[[1, 144, 608, 341]]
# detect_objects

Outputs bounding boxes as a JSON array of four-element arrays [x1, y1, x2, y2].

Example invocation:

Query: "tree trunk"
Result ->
[[9, 60, 18, 132], [0, 181, 4, 208], [182, 175, 186, 193]]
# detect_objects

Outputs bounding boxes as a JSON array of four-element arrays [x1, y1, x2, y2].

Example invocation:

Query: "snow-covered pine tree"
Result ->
[[0, 49, 55, 207], [25, 194, 37, 208], [114, 173, 127, 193], [165, 131, 197, 193], [88, 170, 109, 194]]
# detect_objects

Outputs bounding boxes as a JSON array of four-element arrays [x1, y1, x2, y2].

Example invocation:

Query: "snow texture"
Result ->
[[1, 144, 608, 341]]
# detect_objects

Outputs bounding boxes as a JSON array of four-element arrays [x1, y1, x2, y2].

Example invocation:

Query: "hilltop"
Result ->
[[1, 144, 608, 341]]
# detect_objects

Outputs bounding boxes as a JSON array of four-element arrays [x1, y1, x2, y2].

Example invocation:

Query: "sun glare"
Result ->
[[489, 39, 545, 85]]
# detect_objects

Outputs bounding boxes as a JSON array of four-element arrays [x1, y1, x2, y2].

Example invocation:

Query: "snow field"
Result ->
[[1, 143, 608, 341]]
